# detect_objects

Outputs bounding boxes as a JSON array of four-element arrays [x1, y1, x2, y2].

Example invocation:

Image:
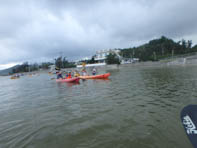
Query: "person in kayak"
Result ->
[[74, 70, 80, 77], [56, 71, 63, 79], [92, 67, 97, 75], [82, 69, 88, 76], [65, 72, 68, 78], [66, 72, 72, 79]]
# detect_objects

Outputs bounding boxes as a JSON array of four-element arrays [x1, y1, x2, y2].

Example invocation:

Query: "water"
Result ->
[[0, 65, 197, 148]]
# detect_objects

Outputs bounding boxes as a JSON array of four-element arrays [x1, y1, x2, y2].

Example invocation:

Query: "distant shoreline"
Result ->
[[2, 55, 197, 77]]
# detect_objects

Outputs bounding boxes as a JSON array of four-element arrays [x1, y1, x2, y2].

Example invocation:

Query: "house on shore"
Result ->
[[94, 49, 121, 63], [121, 58, 139, 64], [76, 49, 139, 68]]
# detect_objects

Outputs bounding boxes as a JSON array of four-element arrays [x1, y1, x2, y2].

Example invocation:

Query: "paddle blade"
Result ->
[[181, 105, 197, 148]]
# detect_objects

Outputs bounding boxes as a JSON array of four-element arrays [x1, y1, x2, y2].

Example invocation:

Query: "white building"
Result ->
[[121, 58, 139, 64], [94, 49, 121, 63], [76, 49, 139, 68]]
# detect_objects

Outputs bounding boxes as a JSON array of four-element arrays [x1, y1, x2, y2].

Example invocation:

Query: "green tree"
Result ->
[[106, 53, 120, 64], [181, 39, 187, 53], [40, 62, 52, 69], [187, 40, 192, 49], [55, 56, 76, 68], [62, 57, 69, 68], [55, 57, 62, 69], [120, 36, 194, 61], [89, 56, 96, 64]]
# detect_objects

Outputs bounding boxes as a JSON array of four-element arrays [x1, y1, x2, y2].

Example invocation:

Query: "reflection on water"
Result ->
[[57, 81, 80, 88], [0, 65, 196, 148]]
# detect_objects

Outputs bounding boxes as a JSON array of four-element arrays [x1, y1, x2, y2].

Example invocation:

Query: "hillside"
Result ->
[[0, 65, 19, 76], [120, 36, 196, 61]]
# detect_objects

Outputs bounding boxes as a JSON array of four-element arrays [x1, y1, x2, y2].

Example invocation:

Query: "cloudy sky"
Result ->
[[0, 0, 197, 69]]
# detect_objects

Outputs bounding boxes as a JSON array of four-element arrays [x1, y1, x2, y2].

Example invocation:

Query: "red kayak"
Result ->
[[56, 77, 80, 83], [79, 73, 110, 79]]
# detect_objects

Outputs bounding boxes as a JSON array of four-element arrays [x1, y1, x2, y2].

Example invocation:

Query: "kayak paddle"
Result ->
[[181, 105, 197, 148]]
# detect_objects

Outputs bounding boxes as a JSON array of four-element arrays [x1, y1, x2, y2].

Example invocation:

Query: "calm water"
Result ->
[[0, 65, 197, 148]]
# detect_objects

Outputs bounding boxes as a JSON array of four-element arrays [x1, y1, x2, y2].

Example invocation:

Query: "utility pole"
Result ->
[[162, 47, 164, 56], [59, 51, 63, 68], [172, 49, 174, 59], [153, 52, 157, 61], [132, 49, 135, 59]]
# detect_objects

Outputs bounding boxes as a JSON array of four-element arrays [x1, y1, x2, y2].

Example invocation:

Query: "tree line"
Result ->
[[11, 56, 76, 74], [10, 36, 197, 73], [55, 56, 76, 69], [12, 62, 53, 74]]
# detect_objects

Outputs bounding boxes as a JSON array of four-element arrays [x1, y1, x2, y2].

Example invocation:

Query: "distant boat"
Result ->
[[10, 75, 20, 79]]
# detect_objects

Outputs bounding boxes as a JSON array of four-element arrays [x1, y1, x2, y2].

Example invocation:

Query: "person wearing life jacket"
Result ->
[[82, 69, 88, 76], [66, 72, 72, 79], [92, 67, 97, 75], [56, 71, 63, 79], [74, 70, 80, 77]]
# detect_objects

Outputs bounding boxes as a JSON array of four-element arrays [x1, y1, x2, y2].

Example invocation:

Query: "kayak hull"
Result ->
[[10, 76, 20, 79], [56, 77, 80, 83], [79, 73, 110, 79]]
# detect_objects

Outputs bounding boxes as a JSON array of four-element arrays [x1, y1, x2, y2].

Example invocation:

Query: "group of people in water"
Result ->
[[56, 67, 97, 79]]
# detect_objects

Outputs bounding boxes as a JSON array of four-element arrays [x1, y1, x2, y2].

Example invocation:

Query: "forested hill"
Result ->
[[120, 36, 197, 61]]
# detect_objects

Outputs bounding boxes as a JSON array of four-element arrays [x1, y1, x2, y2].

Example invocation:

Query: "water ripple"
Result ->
[[0, 66, 196, 148]]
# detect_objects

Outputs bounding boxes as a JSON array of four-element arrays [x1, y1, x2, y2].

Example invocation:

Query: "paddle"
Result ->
[[181, 105, 197, 148]]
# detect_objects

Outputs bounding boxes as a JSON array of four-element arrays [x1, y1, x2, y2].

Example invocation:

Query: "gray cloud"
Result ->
[[0, 0, 197, 65]]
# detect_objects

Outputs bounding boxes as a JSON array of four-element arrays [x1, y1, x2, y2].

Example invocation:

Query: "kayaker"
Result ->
[[92, 67, 97, 75], [82, 69, 88, 76], [66, 72, 72, 79], [56, 71, 63, 79], [74, 70, 80, 77], [16, 74, 20, 78], [65, 72, 68, 78]]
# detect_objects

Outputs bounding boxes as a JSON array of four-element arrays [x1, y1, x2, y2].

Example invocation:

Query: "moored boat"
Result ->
[[79, 73, 110, 79]]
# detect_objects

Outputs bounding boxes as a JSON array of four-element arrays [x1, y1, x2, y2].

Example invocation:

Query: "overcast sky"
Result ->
[[0, 0, 197, 69]]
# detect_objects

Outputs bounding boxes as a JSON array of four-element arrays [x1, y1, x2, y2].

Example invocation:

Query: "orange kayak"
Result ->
[[56, 77, 80, 83], [79, 73, 110, 79]]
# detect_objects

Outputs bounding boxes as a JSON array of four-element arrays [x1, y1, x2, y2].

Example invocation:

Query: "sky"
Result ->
[[0, 0, 197, 70]]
